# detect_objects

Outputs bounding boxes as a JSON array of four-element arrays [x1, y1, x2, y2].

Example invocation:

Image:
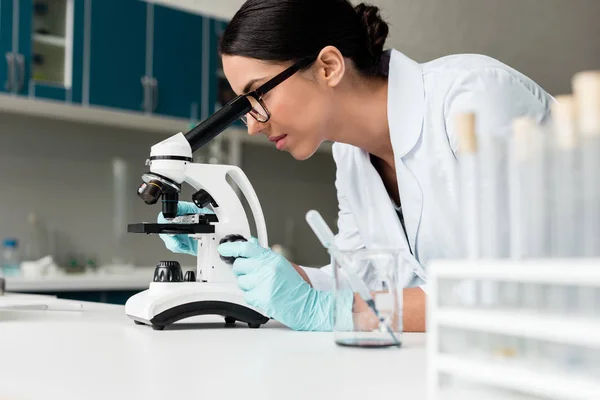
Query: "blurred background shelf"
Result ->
[[3, 266, 158, 305], [5, 267, 156, 292], [0, 92, 189, 133], [0, 93, 333, 153]]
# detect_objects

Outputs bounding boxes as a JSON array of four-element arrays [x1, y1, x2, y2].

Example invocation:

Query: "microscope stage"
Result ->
[[127, 223, 215, 235]]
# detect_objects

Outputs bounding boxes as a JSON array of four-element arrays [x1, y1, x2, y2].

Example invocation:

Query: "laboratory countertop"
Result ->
[[4, 267, 160, 292], [0, 296, 428, 400]]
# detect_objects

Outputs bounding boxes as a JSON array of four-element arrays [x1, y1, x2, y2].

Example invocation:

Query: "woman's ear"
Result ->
[[314, 46, 346, 88]]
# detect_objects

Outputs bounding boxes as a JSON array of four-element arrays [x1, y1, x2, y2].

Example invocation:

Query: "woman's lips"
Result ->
[[269, 134, 288, 150]]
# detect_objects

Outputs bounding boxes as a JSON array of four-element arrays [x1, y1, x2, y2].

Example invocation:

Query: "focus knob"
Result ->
[[184, 270, 196, 282], [153, 261, 183, 282], [192, 189, 218, 208], [219, 234, 248, 264]]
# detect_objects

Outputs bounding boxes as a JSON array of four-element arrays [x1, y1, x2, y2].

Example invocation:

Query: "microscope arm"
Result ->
[[184, 164, 268, 249], [226, 167, 268, 248]]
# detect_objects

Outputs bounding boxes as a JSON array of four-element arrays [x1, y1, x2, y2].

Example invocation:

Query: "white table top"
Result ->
[[0, 297, 428, 400]]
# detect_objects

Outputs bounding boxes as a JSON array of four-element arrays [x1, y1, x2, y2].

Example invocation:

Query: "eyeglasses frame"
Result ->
[[240, 54, 317, 125]]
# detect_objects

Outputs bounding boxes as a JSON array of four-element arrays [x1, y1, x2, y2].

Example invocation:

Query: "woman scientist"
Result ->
[[159, 0, 553, 332]]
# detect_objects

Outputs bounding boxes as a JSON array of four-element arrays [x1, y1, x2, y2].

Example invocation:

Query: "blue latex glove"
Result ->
[[157, 201, 213, 256], [218, 240, 355, 331]]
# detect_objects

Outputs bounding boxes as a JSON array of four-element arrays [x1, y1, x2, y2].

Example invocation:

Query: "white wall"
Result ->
[[155, 0, 600, 95], [143, 0, 245, 20], [373, 0, 600, 95]]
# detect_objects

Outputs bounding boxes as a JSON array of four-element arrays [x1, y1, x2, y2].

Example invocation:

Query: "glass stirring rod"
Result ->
[[305, 210, 400, 345]]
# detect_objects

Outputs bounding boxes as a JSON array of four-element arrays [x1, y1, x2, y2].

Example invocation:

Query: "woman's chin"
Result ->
[[289, 141, 320, 160]]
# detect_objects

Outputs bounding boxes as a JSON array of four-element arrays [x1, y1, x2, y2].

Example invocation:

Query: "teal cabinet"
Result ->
[[88, 0, 147, 112], [209, 18, 242, 126], [210, 18, 228, 115], [151, 4, 204, 119], [0, 0, 85, 102], [0, 0, 13, 94], [0, 0, 28, 96], [1, 1, 231, 123], [87, 0, 207, 119], [15, 0, 31, 96]]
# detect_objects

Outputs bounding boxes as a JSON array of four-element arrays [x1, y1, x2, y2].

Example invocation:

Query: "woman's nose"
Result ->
[[246, 116, 265, 136]]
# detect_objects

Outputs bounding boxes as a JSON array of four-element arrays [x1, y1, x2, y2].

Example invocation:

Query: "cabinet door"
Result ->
[[28, 0, 85, 102], [209, 18, 242, 127], [209, 18, 228, 116], [0, 0, 13, 94], [0, 0, 31, 96], [151, 4, 203, 119], [13, 0, 31, 95], [88, 0, 146, 112]]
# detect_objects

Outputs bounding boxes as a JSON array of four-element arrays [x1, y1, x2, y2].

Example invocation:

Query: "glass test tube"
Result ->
[[545, 340, 573, 372], [510, 117, 535, 259], [510, 117, 551, 259], [457, 112, 480, 260], [511, 117, 548, 319], [577, 285, 596, 317], [479, 127, 510, 308], [573, 71, 600, 257], [596, 287, 600, 317], [479, 130, 510, 259], [590, 348, 600, 378], [440, 326, 468, 355], [547, 97, 580, 316], [456, 112, 479, 307], [550, 95, 581, 257], [529, 122, 551, 258]]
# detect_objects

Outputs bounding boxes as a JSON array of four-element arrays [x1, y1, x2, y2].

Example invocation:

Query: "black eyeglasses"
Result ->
[[239, 55, 317, 126]]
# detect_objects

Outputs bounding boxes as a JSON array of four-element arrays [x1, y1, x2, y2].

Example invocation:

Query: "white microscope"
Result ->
[[125, 95, 270, 330]]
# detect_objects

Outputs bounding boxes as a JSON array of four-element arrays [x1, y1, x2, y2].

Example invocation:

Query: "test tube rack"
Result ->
[[427, 259, 600, 400]]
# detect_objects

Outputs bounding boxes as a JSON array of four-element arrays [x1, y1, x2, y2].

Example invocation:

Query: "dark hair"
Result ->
[[219, 0, 389, 77]]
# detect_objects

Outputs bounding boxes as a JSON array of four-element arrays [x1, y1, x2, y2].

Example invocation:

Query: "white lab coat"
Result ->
[[301, 49, 554, 292]]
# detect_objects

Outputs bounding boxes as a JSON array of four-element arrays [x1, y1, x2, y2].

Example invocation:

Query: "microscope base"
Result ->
[[125, 282, 269, 330]]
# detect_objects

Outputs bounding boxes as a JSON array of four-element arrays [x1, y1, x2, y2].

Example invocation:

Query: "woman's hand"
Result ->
[[157, 202, 213, 256], [351, 287, 426, 332], [218, 240, 354, 331]]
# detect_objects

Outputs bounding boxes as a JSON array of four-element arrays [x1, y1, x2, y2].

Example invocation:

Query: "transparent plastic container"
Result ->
[[2, 238, 21, 276], [23, 212, 47, 262]]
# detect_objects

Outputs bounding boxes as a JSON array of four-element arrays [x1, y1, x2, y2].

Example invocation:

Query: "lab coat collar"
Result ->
[[386, 50, 425, 274], [387, 49, 425, 158]]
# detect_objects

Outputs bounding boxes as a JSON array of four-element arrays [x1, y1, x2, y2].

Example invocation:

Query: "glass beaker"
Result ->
[[331, 248, 408, 348]]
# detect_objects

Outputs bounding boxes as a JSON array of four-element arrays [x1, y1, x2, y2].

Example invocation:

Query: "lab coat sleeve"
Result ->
[[444, 67, 553, 153], [299, 145, 366, 292], [299, 265, 335, 291]]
